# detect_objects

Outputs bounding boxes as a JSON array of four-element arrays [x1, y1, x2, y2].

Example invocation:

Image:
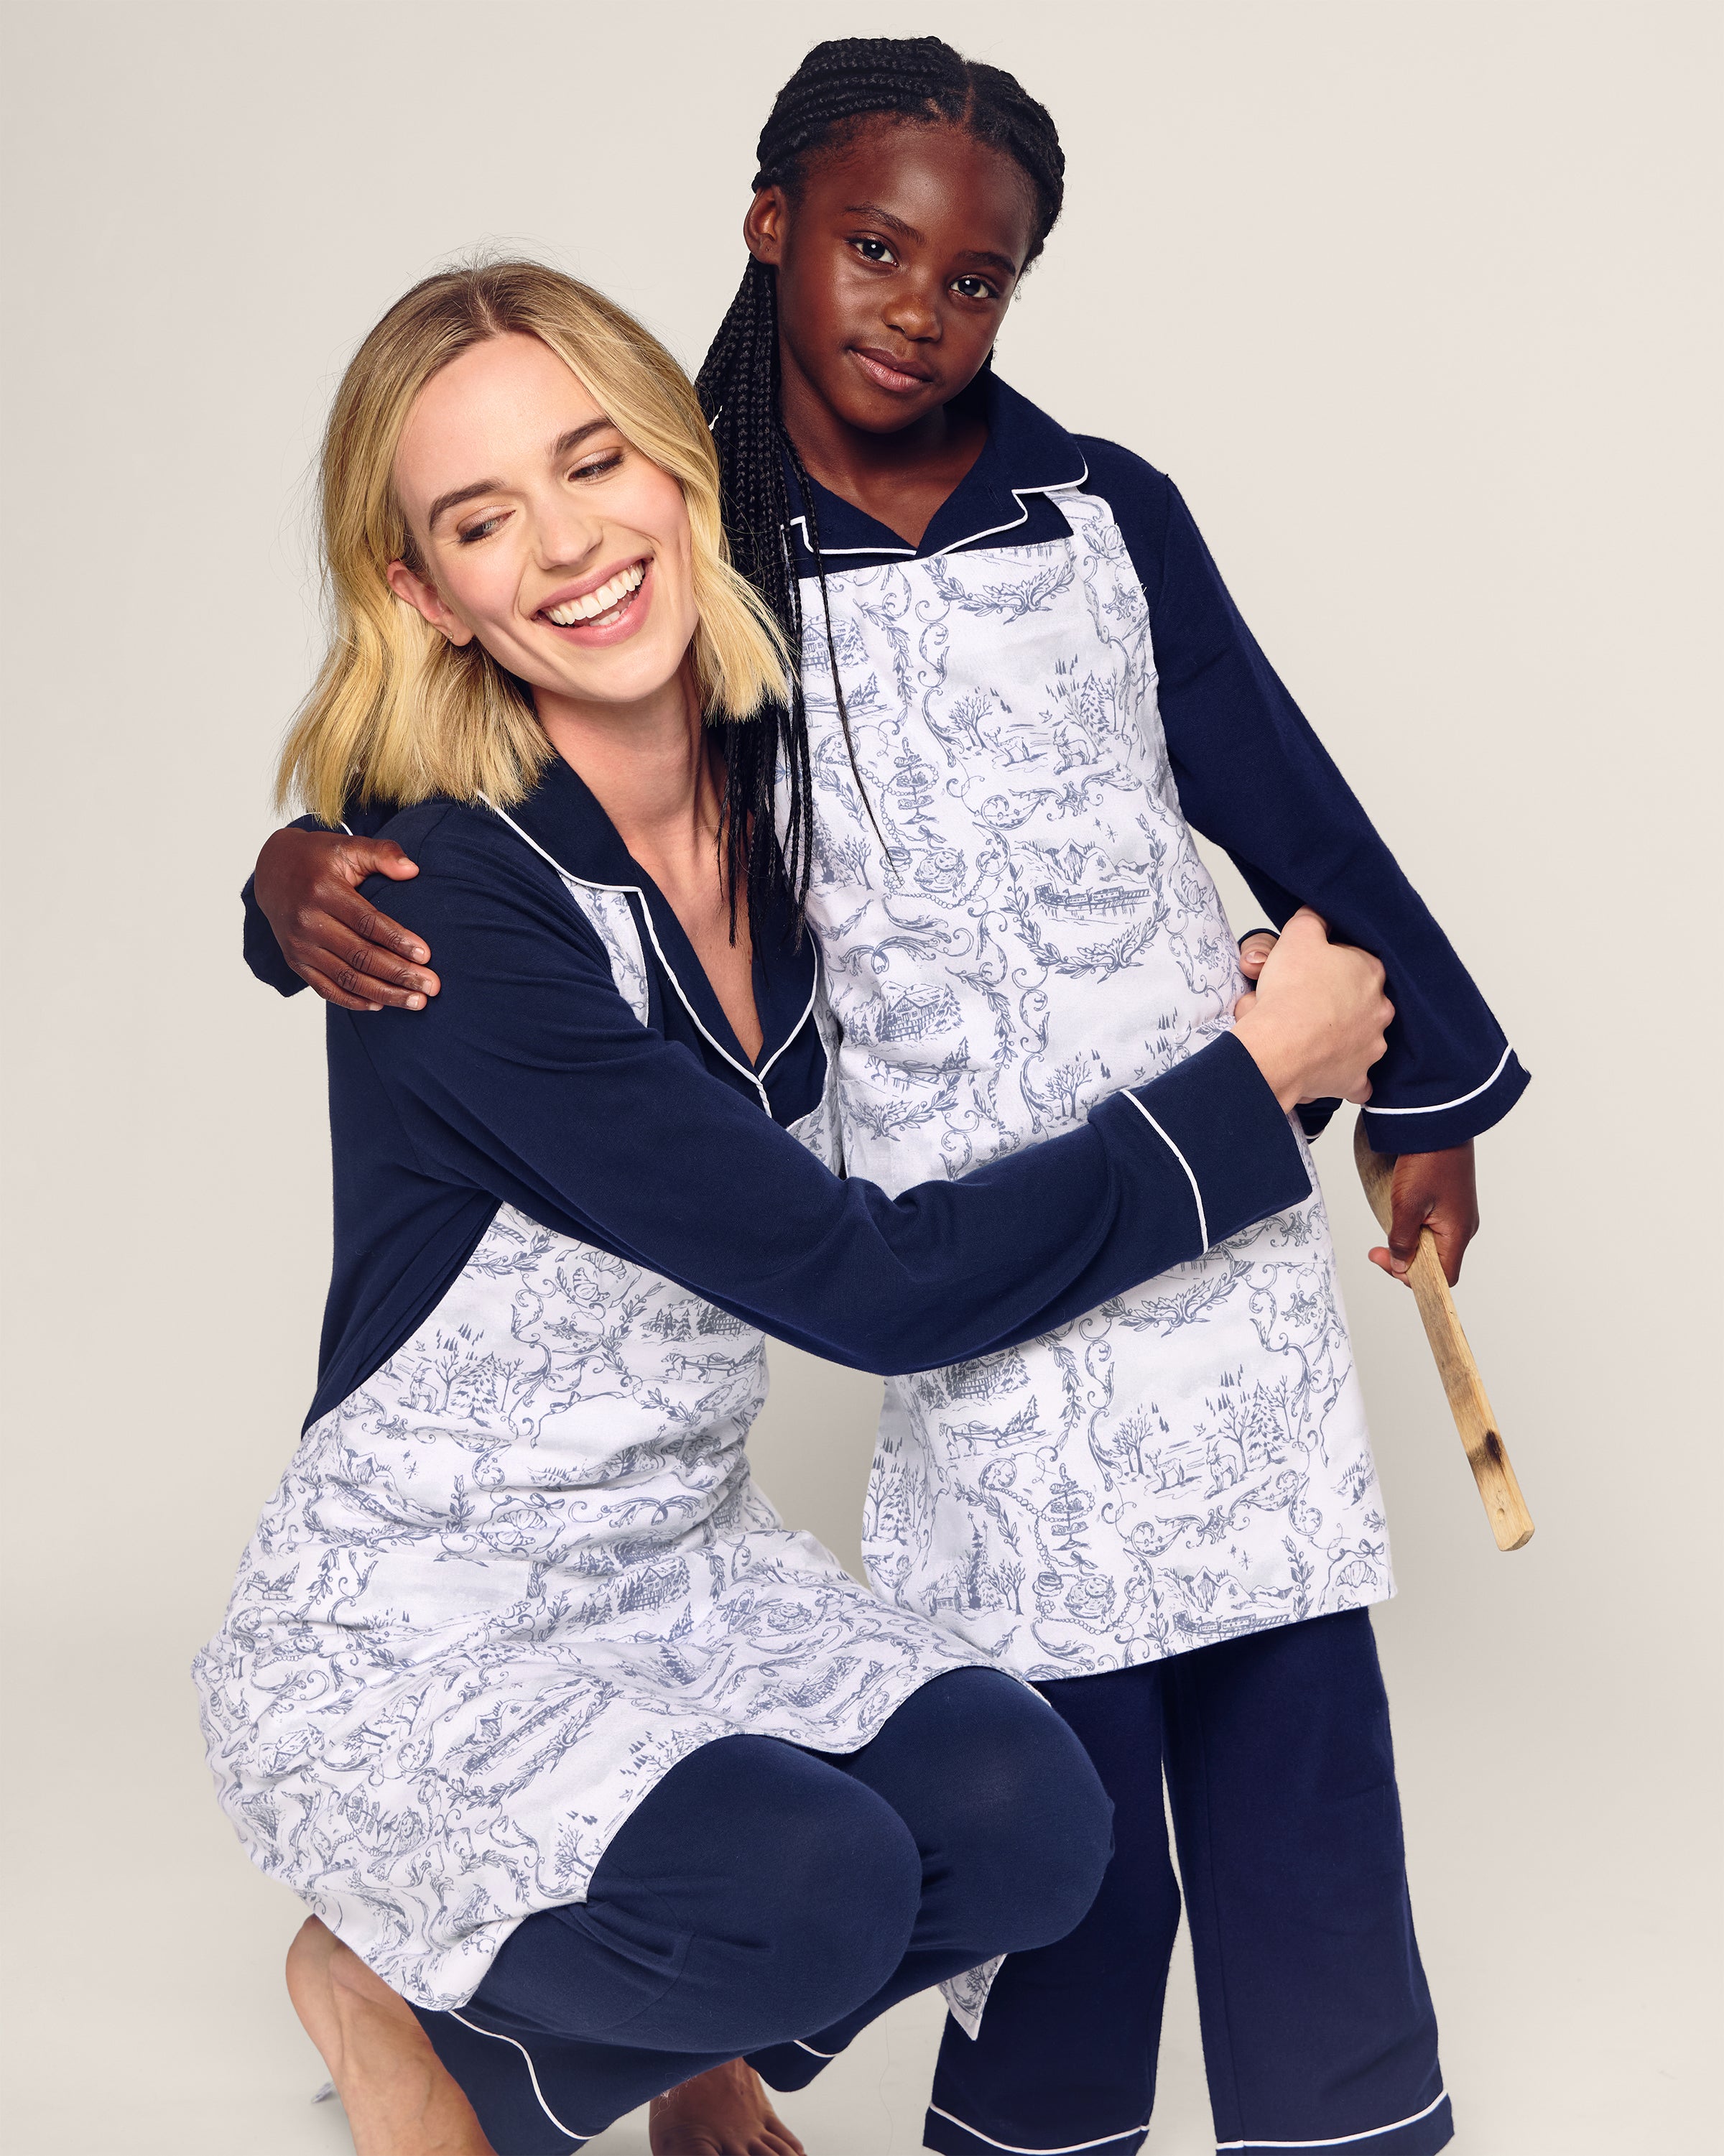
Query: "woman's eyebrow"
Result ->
[[426, 478, 504, 532], [425, 421, 614, 532], [550, 418, 615, 461]]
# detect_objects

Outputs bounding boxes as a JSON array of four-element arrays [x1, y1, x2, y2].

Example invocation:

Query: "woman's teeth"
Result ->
[[544, 562, 646, 627]]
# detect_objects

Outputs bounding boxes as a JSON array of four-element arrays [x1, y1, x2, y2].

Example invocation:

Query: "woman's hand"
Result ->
[[254, 827, 440, 1011], [1368, 1142, 1479, 1287], [1231, 907, 1392, 1113]]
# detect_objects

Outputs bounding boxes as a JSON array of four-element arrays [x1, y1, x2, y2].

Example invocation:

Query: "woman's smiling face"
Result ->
[[386, 332, 698, 711]]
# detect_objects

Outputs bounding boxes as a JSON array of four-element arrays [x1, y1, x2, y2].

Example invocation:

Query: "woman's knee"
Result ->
[[611, 1736, 924, 2045], [866, 1670, 1115, 1951]]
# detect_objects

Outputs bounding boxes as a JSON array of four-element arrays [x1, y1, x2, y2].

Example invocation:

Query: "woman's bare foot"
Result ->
[[286, 1916, 496, 2155], [649, 2060, 806, 2156]]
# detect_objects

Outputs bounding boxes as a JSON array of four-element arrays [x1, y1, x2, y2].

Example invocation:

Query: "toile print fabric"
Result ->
[[797, 489, 1393, 1683], [195, 877, 980, 2012]]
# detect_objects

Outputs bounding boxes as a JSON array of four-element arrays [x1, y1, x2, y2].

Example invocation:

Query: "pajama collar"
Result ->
[[786, 373, 1090, 569], [490, 752, 820, 1088]]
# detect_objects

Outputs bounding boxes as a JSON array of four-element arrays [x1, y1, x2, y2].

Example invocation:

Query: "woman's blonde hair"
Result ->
[[277, 260, 788, 823]]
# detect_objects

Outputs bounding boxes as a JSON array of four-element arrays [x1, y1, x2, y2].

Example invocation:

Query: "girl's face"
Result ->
[[746, 118, 1039, 436], [386, 333, 698, 712]]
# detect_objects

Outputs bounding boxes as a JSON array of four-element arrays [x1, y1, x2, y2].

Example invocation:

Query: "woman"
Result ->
[[196, 260, 1390, 2156]]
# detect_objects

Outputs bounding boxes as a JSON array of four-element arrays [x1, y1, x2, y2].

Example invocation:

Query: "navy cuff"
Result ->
[[241, 874, 307, 998], [1362, 1047, 1529, 1155], [1105, 1032, 1311, 1253]]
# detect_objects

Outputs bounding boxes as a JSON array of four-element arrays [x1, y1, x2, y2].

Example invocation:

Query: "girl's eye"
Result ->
[[952, 275, 1000, 302], [457, 514, 506, 545], [851, 238, 898, 267]]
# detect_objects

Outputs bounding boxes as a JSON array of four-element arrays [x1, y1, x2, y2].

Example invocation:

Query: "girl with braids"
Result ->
[[245, 37, 1528, 2156]]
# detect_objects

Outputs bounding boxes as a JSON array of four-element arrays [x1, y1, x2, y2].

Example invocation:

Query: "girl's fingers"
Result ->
[[353, 838, 422, 883], [292, 902, 439, 996], [1367, 1245, 1412, 1287], [297, 966, 386, 1014], [293, 935, 433, 1010], [315, 883, 434, 968]]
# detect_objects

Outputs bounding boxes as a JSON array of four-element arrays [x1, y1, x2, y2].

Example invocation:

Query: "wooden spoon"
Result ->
[[1352, 1114, 1534, 1551]]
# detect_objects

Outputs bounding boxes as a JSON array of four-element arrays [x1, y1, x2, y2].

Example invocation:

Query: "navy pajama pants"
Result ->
[[764, 1609, 1450, 2156], [410, 1667, 1113, 2152]]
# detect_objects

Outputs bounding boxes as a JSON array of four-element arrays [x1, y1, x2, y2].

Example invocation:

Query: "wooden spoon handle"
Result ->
[[1402, 1229, 1534, 1551]]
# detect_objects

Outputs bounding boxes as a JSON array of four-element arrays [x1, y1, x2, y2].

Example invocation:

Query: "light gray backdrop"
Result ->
[[1, 4, 1718, 2152]]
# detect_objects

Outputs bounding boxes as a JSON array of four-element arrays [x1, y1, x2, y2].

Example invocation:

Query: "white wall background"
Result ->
[[1, 4, 1718, 2152]]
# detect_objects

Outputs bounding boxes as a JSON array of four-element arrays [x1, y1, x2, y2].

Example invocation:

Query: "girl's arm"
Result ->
[[344, 808, 1325, 1381], [1083, 440, 1528, 1158], [1079, 443, 1529, 1284], [244, 818, 440, 1009]]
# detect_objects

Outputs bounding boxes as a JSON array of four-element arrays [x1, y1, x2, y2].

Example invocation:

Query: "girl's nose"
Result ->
[[884, 279, 941, 343]]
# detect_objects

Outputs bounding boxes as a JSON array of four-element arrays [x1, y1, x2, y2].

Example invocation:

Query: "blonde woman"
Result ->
[[195, 263, 1391, 2156]]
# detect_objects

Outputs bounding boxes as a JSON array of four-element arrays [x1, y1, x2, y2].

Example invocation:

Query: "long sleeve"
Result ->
[[240, 803, 397, 996], [1079, 439, 1529, 1155], [330, 807, 1311, 1397]]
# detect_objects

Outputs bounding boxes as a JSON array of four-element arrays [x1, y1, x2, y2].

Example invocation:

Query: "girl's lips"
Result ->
[[850, 346, 935, 395], [539, 558, 654, 647]]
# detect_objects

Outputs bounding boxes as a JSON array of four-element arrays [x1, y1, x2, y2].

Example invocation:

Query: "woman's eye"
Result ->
[[952, 276, 999, 302], [852, 238, 897, 266], [570, 453, 624, 483], [457, 514, 506, 545]]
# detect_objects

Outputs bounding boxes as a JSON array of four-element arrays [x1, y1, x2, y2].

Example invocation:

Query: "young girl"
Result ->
[[205, 260, 1389, 2156], [245, 39, 1525, 2156]]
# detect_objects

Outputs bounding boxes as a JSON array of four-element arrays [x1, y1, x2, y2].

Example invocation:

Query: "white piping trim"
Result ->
[[482, 796, 780, 1114], [445, 2010, 589, 2142], [1215, 2087, 1448, 2150], [794, 2038, 840, 2058], [788, 514, 914, 559], [930, 462, 1089, 560], [927, 2106, 1147, 2154], [788, 461, 1090, 568], [754, 950, 821, 1088], [1118, 1093, 1209, 1254], [1364, 1045, 1514, 1117]]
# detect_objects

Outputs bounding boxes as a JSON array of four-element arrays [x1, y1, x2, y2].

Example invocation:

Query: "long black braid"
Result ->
[[697, 36, 1065, 940]]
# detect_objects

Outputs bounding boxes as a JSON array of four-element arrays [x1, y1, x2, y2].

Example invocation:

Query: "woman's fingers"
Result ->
[[1367, 1246, 1413, 1287], [1237, 930, 1279, 980], [1232, 988, 1258, 1019]]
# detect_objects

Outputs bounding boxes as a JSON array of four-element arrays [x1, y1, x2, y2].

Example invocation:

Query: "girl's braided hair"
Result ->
[[696, 36, 1065, 939]]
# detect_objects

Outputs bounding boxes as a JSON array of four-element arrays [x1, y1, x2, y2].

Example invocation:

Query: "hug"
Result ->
[[203, 36, 1525, 2156]]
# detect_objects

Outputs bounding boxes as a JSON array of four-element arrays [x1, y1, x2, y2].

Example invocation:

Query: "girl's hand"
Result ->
[[1368, 1142, 1479, 1287], [1236, 927, 1482, 1285], [1231, 907, 1392, 1112], [254, 828, 440, 1012]]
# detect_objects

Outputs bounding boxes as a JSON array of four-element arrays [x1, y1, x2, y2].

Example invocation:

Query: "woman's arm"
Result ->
[[346, 810, 1334, 1379]]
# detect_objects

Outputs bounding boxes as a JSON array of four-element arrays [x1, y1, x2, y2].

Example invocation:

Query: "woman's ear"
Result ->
[[386, 558, 476, 647], [743, 186, 788, 267]]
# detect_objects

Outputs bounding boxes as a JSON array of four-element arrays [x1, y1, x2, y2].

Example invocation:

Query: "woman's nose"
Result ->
[[533, 493, 603, 570]]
